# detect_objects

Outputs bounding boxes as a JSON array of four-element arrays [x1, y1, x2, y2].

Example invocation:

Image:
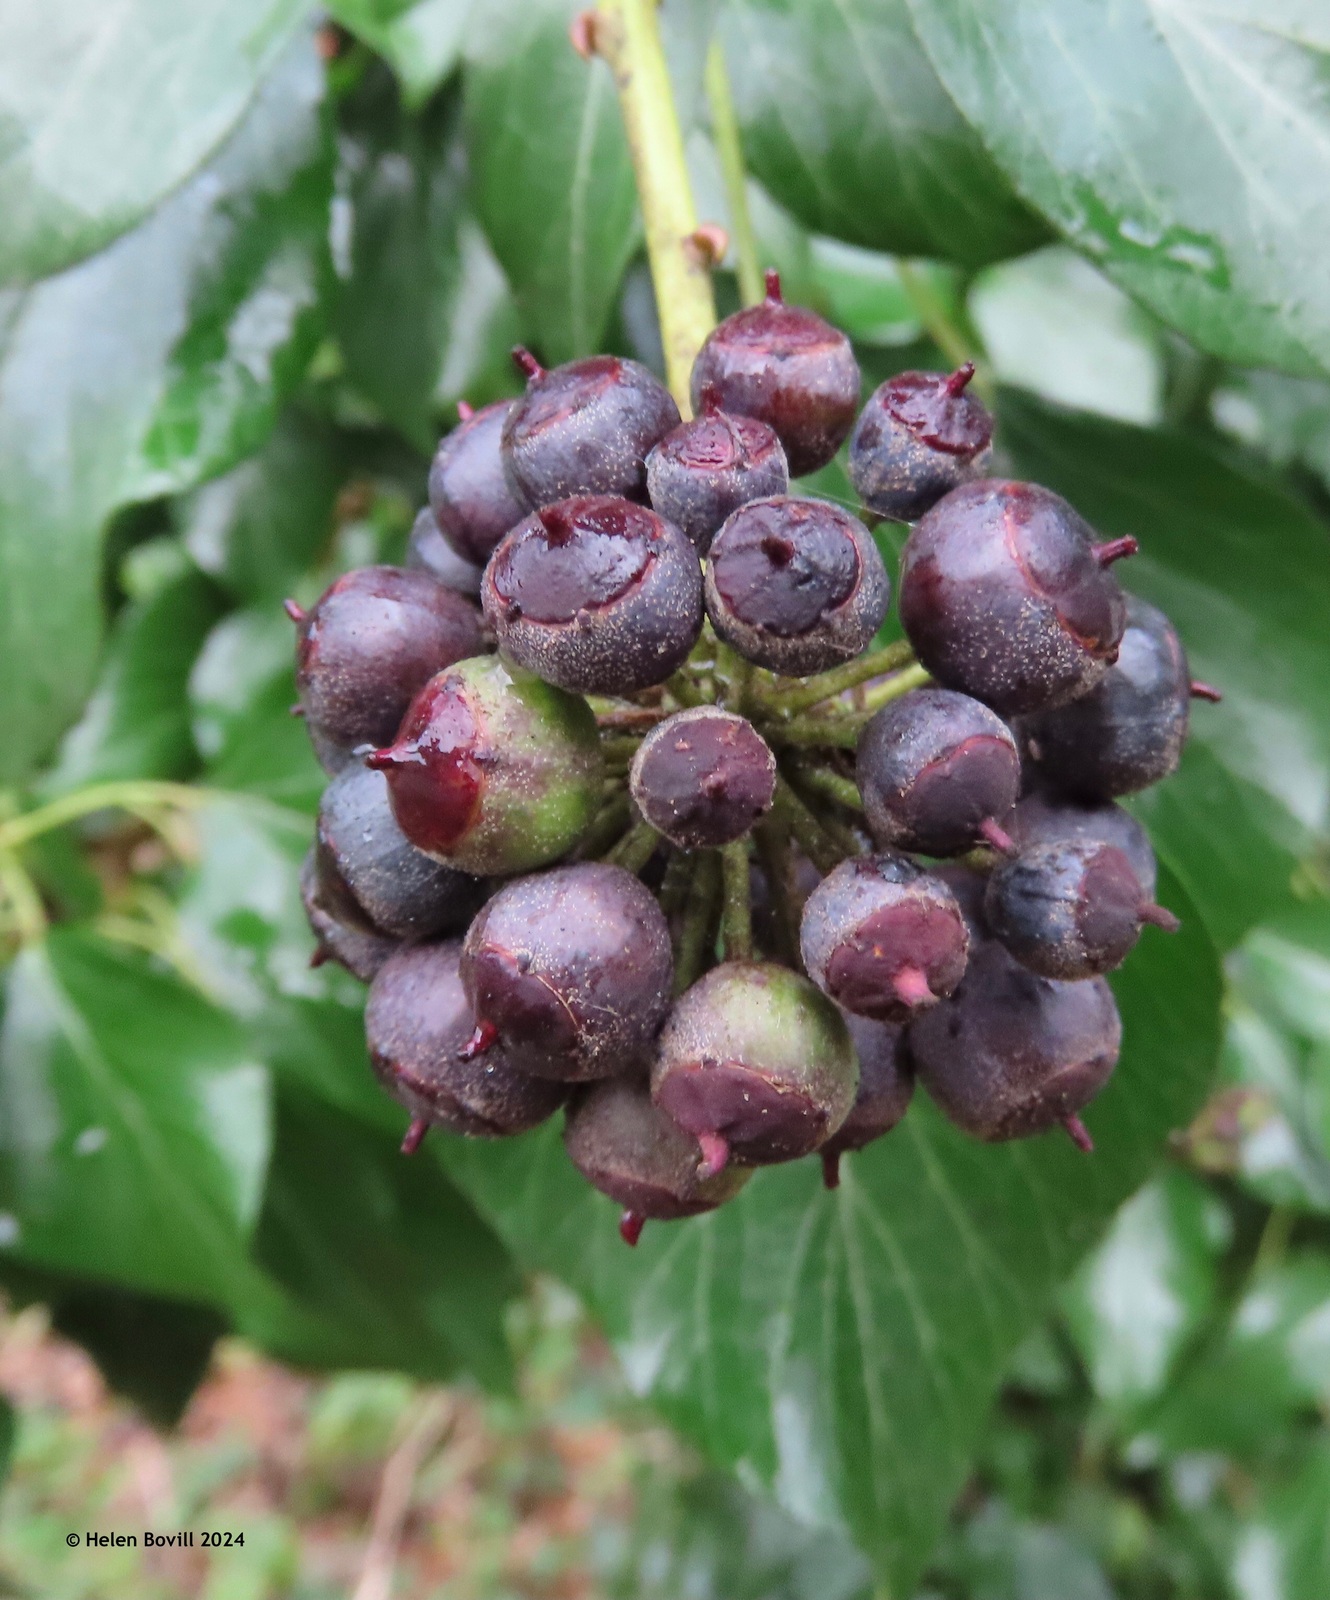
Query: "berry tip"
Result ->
[[1093, 536, 1139, 567], [1190, 680, 1223, 703], [1063, 1114, 1095, 1154], [821, 1149, 842, 1190], [400, 1116, 429, 1157], [282, 598, 306, 624], [619, 1210, 646, 1247]]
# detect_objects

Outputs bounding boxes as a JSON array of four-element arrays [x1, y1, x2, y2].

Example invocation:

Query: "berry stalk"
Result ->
[[594, 0, 718, 410], [757, 638, 917, 715], [720, 839, 754, 960]]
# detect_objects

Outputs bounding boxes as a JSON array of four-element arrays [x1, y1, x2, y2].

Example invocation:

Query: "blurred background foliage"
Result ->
[[0, 1, 1327, 1594]]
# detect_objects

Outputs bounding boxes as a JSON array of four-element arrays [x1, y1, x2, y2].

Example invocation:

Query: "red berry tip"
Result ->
[[400, 1116, 429, 1156], [893, 965, 935, 1009], [282, 598, 306, 624], [1190, 680, 1222, 703], [1093, 536, 1139, 567], [1063, 1114, 1095, 1154], [309, 946, 329, 969], [289, 703, 305, 719], [511, 346, 545, 381], [364, 744, 405, 771], [568, 10, 599, 59], [619, 1209, 646, 1247], [821, 1149, 842, 1190], [456, 399, 475, 422], [458, 1019, 499, 1062], [942, 361, 977, 397], [1141, 902, 1181, 933], [978, 817, 1016, 855], [763, 267, 783, 304], [696, 1132, 730, 1180]]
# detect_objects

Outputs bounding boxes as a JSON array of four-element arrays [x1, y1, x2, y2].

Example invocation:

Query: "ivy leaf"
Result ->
[[442, 869, 1221, 1595], [464, 0, 639, 362], [907, 0, 1330, 374], [336, 73, 520, 449], [717, 0, 1049, 267], [242, 1088, 520, 1388], [0, 0, 312, 284], [1000, 393, 1330, 950], [40, 563, 226, 796], [0, 36, 332, 786], [0, 931, 272, 1309], [327, 0, 471, 107]]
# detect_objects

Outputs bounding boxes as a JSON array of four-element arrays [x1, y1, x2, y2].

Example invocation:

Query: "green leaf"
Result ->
[[40, 564, 226, 797], [328, 0, 471, 106], [336, 73, 521, 449], [442, 868, 1221, 1596], [176, 409, 341, 603], [716, 0, 1048, 267], [48, 1284, 225, 1428], [242, 1088, 519, 1388], [0, 36, 332, 785], [951, 1503, 1115, 1600], [0, 0, 312, 284], [1230, 1437, 1330, 1600], [1000, 393, 1330, 950], [0, 931, 272, 1308], [907, 0, 1330, 374], [969, 247, 1165, 426], [1062, 1171, 1230, 1410], [464, 0, 639, 362], [1139, 1256, 1330, 1458]]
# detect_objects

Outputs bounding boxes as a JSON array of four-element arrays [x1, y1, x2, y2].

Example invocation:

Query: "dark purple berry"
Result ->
[[704, 496, 889, 674], [367, 656, 603, 876], [406, 507, 483, 597], [800, 854, 970, 1022], [315, 762, 483, 941], [1009, 789, 1157, 898], [629, 708, 776, 850], [818, 1014, 913, 1188], [645, 396, 788, 553], [563, 1076, 751, 1245], [858, 688, 1020, 857], [849, 363, 994, 522], [908, 939, 1122, 1149], [460, 862, 673, 1082], [428, 399, 529, 566], [690, 269, 860, 476], [482, 495, 703, 694], [288, 565, 484, 767], [1019, 597, 1205, 798], [366, 941, 565, 1149], [899, 481, 1130, 715], [501, 349, 680, 507], [984, 839, 1179, 981], [652, 961, 858, 1170], [300, 849, 396, 983]]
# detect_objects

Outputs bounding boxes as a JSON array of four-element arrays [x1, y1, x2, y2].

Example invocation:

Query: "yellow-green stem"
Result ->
[[597, 0, 718, 410], [758, 640, 916, 716], [703, 39, 763, 307], [772, 778, 842, 873], [786, 762, 863, 812], [674, 850, 721, 992], [606, 817, 661, 873], [895, 261, 994, 404], [0, 850, 46, 945], [0, 780, 210, 853], [720, 839, 753, 960]]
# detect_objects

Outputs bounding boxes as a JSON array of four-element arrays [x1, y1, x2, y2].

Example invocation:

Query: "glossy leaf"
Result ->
[[442, 868, 1221, 1596], [1230, 1439, 1330, 1600], [175, 409, 342, 603], [464, 0, 639, 362], [1139, 1256, 1330, 1457], [242, 1088, 519, 1388], [908, 0, 1330, 374], [0, 38, 332, 785], [40, 563, 225, 797], [1062, 1170, 1230, 1409], [1000, 393, 1330, 950], [328, 0, 470, 105], [336, 74, 520, 448], [970, 247, 1164, 426], [0, 931, 272, 1308], [716, 0, 1048, 267], [0, 0, 311, 284]]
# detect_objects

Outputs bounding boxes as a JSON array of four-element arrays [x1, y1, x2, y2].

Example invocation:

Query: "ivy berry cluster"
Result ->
[[290, 271, 1216, 1244]]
